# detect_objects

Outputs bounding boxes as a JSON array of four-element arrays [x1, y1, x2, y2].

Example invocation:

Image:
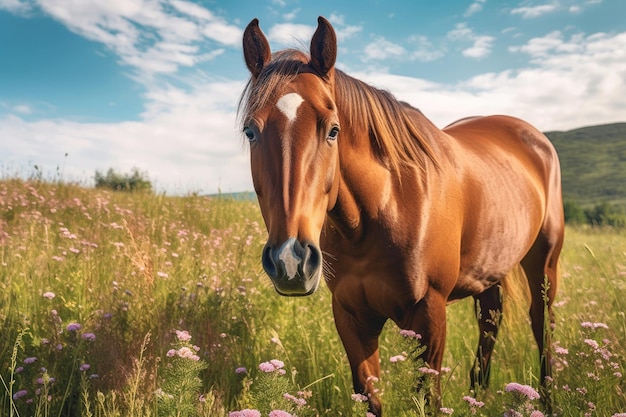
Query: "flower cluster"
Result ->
[[399, 329, 422, 340], [258, 359, 286, 375]]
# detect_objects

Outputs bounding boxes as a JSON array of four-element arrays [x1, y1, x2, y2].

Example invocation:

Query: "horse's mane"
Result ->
[[238, 49, 436, 172]]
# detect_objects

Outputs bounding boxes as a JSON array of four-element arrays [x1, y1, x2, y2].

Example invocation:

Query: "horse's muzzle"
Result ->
[[261, 237, 322, 296]]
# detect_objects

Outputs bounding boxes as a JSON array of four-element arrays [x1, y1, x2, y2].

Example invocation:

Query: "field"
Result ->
[[1, 179, 625, 416]]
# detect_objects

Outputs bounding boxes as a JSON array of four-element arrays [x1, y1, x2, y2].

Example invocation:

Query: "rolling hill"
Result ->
[[545, 122, 626, 206]]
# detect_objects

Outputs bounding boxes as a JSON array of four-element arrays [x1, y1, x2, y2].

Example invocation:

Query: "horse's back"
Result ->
[[439, 115, 563, 299]]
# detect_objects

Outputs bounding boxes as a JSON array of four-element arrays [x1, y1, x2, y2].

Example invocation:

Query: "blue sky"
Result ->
[[1, 0, 625, 194]]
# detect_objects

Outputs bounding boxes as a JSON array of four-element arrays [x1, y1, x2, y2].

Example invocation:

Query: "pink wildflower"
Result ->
[[530, 411, 545, 417], [259, 361, 275, 373], [418, 366, 440, 376], [269, 411, 292, 417], [504, 382, 540, 400], [175, 330, 192, 342], [399, 329, 422, 339], [463, 395, 484, 408], [42, 292, 56, 299], [581, 321, 609, 330], [390, 354, 406, 363], [439, 408, 454, 415], [555, 346, 569, 355], [283, 393, 306, 406], [177, 347, 200, 361], [351, 393, 369, 402], [229, 410, 261, 417]]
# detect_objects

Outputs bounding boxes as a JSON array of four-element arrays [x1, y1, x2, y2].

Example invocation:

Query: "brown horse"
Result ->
[[239, 16, 564, 416]]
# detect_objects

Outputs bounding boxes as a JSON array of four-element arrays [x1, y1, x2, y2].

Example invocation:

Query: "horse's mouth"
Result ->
[[271, 272, 321, 297]]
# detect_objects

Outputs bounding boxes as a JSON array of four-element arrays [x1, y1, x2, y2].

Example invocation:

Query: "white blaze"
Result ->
[[276, 93, 304, 123]]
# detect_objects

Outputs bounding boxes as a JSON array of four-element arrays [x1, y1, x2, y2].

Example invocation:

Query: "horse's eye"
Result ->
[[327, 126, 339, 141], [243, 127, 256, 142]]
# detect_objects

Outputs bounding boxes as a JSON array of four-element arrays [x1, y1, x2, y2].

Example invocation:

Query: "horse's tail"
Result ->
[[501, 265, 531, 317]]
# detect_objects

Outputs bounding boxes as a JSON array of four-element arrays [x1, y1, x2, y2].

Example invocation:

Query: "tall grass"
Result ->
[[1, 179, 625, 416]]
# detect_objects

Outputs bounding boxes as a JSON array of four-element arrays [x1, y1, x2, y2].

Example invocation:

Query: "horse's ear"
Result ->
[[243, 18, 271, 79], [310, 16, 337, 77]]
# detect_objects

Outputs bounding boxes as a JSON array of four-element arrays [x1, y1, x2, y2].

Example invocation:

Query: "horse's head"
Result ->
[[240, 17, 340, 296]]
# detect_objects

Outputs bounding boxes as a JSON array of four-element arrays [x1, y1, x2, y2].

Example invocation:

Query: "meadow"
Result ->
[[1, 178, 625, 416]]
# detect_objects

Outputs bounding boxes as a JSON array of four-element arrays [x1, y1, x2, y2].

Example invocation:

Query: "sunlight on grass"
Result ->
[[1, 179, 625, 416]]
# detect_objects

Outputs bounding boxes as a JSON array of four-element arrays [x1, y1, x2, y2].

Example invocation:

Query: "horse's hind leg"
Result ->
[[520, 221, 563, 407], [470, 283, 503, 391]]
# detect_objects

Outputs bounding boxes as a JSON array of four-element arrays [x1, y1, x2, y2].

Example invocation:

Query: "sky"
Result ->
[[1, 0, 625, 194]]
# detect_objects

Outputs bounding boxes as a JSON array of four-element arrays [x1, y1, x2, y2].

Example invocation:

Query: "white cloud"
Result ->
[[282, 8, 300, 21], [464, 0, 487, 17], [328, 14, 362, 41], [13, 105, 32, 114], [29, 0, 240, 78], [267, 23, 315, 47], [463, 35, 496, 58], [448, 23, 495, 59], [408, 35, 446, 62], [510, 3, 558, 18], [0, 79, 251, 194], [364, 37, 406, 61], [0, 0, 31, 14], [358, 30, 626, 132]]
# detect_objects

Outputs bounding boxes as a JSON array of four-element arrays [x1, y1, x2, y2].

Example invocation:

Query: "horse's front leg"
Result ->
[[332, 297, 386, 416], [401, 288, 448, 407]]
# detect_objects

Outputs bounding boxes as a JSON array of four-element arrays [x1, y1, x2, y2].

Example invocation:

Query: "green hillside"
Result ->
[[545, 122, 626, 206]]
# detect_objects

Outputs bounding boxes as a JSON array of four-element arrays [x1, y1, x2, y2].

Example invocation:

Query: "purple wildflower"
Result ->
[[12, 390, 28, 400], [235, 367, 247, 374], [66, 322, 81, 332], [80, 364, 91, 372], [24, 357, 37, 364], [81, 332, 96, 341], [504, 382, 540, 400], [399, 329, 422, 339]]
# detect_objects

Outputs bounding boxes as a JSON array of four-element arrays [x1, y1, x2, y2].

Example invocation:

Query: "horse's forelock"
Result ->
[[238, 49, 308, 129]]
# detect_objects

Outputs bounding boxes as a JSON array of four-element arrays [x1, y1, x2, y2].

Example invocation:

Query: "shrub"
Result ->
[[94, 168, 152, 192]]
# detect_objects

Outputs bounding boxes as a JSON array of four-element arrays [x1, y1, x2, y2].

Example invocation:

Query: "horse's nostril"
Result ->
[[262, 244, 277, 279]]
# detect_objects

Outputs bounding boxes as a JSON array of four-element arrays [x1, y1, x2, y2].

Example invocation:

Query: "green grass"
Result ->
[[1, 179, 625, 416]]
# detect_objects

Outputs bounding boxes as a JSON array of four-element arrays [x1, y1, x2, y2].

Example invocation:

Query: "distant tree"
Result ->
[[563, 200, 586, 225], [95, 168, 152, 193], [584, 202, 626, 228]]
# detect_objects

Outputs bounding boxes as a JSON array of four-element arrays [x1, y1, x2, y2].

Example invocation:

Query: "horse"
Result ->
[[239, 16, 564, 416]]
